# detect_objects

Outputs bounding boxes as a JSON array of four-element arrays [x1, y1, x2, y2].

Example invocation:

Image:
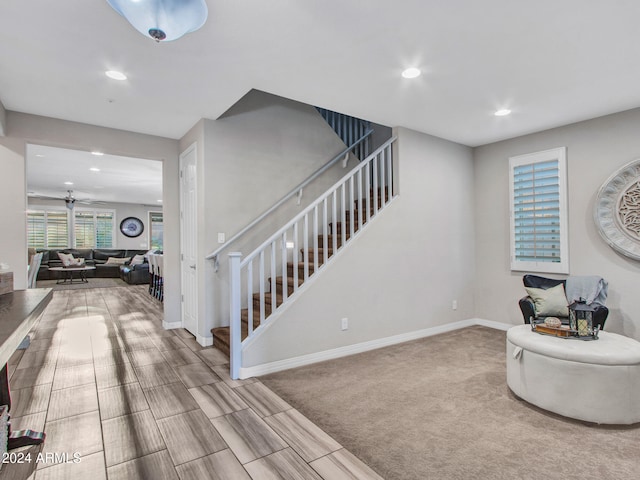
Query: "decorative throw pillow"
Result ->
[[130, 254, 145, 266], [525, 283, 569, 317], [105, 257, 131, 265], [57, 252, 75, 267]]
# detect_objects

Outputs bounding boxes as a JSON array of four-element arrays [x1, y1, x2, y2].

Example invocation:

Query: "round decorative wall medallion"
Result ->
[[120, 217, 144, 238], [594, 159, 640, 260]]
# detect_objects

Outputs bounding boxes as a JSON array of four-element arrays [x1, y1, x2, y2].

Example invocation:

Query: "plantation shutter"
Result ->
[[27, 211, 46, 249], [75, 211, 96, 248], [149, 211, 163, 250], [509, 147, 568, 274], [512, 160, 561, 262], [46, 212, 69, 248], [75, 210, 114, 248], [96, 212, 114, 248]]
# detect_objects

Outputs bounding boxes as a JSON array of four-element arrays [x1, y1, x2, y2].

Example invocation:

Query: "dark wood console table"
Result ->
[[0, 289, 52, 449]]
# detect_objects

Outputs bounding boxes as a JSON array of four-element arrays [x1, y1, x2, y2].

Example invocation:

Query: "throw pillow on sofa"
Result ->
[[105, 257, 130, 265], [130, 254, 145, 266], [58, 252, 74, 266]]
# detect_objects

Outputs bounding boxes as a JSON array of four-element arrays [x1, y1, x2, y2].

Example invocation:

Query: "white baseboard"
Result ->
[[238, 318, 513, 379], [163, 320, 182, 330], [474, 318, 514, 331], [196, 334, 213, 347]]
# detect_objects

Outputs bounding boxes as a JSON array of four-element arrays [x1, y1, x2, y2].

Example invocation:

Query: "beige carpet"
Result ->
[[260, 326, 640, 480]]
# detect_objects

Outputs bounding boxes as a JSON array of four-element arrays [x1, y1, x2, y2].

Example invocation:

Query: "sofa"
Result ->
[[36, 248, 152, 284]]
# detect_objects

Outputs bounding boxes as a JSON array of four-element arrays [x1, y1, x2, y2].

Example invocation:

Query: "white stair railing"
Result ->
[[228, 136, 397, 379]]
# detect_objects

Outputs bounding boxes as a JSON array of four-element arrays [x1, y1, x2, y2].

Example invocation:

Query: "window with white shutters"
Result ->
[[509, 147, 568, 274], [149, 211, 163, 250], [75, 210, 115, 248], [27, 210, 69, 249]]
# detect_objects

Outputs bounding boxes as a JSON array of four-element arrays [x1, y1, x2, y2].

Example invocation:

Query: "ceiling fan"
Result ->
[[28, 190, 106, 210]]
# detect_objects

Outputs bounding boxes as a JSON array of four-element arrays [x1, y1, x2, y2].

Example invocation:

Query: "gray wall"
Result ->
[[474, 107, 640, 339], [0, 112, 180, 325], [244, 126, 476, 367]]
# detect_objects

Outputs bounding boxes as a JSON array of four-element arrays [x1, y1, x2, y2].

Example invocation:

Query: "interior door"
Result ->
[[180, 144, 198, 336]]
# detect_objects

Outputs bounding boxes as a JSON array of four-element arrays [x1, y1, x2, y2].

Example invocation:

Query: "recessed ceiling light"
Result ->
[[401, 67, 421, 79], [64, 181, 74, 185], [494, 109, 512, 116], [157, 199, 163, 203], [105, 70, 127, 81], [90, 167, 101, 172], [91, 151, 105, 156]]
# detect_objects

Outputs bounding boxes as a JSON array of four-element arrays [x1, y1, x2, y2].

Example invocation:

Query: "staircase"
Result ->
[[211, 186, 390, 356]]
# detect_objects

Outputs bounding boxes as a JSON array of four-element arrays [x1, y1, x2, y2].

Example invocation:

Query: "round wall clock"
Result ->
[[120, 217, 144, 238]]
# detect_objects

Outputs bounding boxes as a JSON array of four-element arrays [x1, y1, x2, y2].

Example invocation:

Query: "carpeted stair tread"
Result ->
[[270, 276, 304, 296], [317, 234, 350, 248], [287, 262, 316, 277]]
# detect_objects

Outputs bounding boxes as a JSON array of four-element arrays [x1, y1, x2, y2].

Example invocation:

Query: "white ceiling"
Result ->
[[2, 1, 640, 147], [27, 145, 162, 206]]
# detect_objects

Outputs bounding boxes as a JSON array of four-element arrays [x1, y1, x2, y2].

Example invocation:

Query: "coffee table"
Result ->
[[48, 265, 96, 284]]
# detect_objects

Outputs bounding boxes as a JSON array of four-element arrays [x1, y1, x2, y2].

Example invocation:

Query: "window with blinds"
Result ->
[[509, 147, 568, 274], [75, 210, 114, 248], [27, 210, 69, 249], [149, 211, 163, 250]]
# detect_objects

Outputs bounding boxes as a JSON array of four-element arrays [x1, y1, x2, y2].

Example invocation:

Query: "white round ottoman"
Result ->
[[506, 324, 640, 424]]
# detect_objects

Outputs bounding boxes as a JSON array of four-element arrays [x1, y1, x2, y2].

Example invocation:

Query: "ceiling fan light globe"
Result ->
[[106, 0, 208, 42]]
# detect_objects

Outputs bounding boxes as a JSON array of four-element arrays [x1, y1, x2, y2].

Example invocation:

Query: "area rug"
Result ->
[[260, 326, 640, 480], [36, 277, 132, 291]]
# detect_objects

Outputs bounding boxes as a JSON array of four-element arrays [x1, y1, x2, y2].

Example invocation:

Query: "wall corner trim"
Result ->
[[238, 318, 515, 379]]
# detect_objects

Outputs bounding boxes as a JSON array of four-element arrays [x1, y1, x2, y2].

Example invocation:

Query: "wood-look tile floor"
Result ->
[[1, 286, 383, 480]]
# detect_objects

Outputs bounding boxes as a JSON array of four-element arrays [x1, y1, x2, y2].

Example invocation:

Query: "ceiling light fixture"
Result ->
[[107, 0, 208, 42], [64, 181, 74, 185], [91, 151, 105, 156], [105, 71, 127, 81], [90, 167, 101, 172], [494, 108, 512, 116], [401, 67, 421, 79]]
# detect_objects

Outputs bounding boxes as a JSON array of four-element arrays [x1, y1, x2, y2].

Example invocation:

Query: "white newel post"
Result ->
[[229, 252, 242, 380]]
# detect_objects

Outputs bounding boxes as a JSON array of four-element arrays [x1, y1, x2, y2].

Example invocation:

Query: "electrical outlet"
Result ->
[[341, 318, 348, 330], [218, 232, 225, 244], [452, 300, 458, 310]]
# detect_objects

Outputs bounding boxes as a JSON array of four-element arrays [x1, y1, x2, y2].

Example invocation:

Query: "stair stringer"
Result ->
[[238, 195, 399, 367]]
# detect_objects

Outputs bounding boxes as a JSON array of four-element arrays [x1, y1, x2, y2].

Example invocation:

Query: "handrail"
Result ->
[[239, 136, 396, 268], [206, 128, 374, 268]]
